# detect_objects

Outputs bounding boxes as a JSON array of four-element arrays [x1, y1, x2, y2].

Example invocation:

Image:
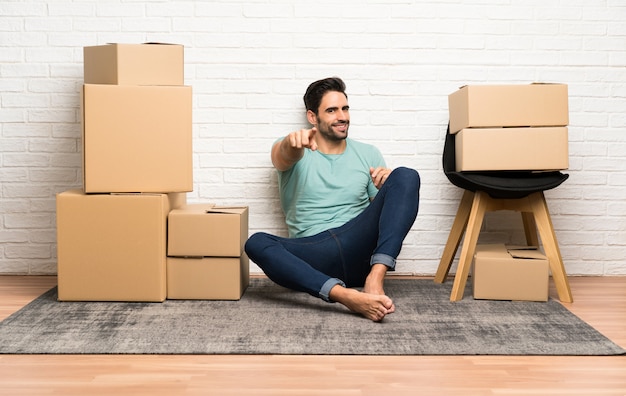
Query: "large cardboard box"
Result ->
[[455, 127, 569, 172], [56, 189, 172, 302], [448, 84, 569, 134], [82, 84, 193, 193], [473, 244, 549, 302], [83, 43, 184, 85], [167, 255, 250, 300], [167, 204, 249, 257]]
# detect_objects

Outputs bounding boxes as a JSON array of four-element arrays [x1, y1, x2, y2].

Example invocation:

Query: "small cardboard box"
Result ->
[[56, 189, 173, 302], [473, 244, 549, 302], [167, 204, 249, 257], [81, 84, 193, 193], [448, 84, 569, 134], [168, 192, 188, 210], [83, 43, 184, 85], [455, 127, 569, 172], [166, 254, 250, 300]]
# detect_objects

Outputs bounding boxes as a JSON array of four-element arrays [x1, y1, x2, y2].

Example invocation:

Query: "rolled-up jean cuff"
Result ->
[[370, 253, 396, 271], [319, 278, 346, 302]]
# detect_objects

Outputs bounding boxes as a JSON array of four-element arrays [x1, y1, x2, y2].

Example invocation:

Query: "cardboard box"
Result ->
[[448, 84, 569, 134], [167, 204, 249, 257], [473, 244, 549, 302], [56, 189, 172, 302], [455, 127, 569, 172], [83, 43, 184, 85], [166, 255, 250, 300], [168, 192, 188, 210], [82, 84, 193, 193]]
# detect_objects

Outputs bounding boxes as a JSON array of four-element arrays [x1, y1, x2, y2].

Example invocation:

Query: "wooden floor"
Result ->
[[0, 276, 624, 396]]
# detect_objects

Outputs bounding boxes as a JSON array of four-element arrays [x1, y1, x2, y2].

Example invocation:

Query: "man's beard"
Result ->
[[317, 120, 349, 141]]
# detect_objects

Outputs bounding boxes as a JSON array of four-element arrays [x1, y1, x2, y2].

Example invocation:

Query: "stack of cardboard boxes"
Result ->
[[447, 83, 569, 301], [449, 83, 569, 172], [56, 43, 248, 302], [167, 204, 249, 300]]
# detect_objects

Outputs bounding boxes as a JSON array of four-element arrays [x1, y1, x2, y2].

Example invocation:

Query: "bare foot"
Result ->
[[329, 285, 395, 322], [363, 263, 389, 295]]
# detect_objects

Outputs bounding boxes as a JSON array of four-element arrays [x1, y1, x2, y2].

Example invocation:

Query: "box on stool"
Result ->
[[473, 244, 549, 302], [455, 127, 569, 172], [448, 83, 569, 134], [56, 189, 175, 302]]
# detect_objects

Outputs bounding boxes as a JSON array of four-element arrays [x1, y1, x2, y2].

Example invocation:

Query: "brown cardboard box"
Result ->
[[82, 84, 193, 193], [56, 189, 172, 302], [83, 43, 184, 85], [166, 254, 250, 300], [448, 84, 569, 134], [167, 204, 249, 257], [455, 127, 569, 172], [168, 192, 188, 210], [473, 244, 549, 302]]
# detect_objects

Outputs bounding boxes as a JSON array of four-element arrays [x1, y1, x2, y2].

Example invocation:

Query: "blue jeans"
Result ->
[[244, 167, 420, 302]]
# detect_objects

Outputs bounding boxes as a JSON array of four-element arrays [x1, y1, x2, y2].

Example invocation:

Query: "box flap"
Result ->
[[205, 206, 248, 215], [474, 243, 507, 258], [506, 245, 539, 250], [475, 244, 546, 260], [103, 42, 181, 46], [531, 82, 565, 85], [507, 248, 546, 260]]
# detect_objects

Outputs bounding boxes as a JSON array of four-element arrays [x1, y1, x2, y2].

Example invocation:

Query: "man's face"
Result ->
[[309, 91, 350, 142]]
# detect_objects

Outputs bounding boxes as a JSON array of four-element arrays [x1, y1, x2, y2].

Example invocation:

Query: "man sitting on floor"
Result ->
[[245, 77, 420, 321]]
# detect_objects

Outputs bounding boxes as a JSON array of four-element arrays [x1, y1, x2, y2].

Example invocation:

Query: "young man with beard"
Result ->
[[245, 77, 420, 322]]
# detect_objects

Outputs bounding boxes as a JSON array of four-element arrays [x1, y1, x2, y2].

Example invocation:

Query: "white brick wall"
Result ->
[[1, 0, 625, 276]]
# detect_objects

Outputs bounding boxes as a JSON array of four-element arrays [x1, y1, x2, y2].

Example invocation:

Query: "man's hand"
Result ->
[[287, 127, 318, 151], [272, 128, 318, 171], [370, 167, 392, 189]]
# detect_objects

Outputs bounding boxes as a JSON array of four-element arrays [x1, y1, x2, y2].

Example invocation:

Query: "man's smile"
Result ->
[[333, 122, 349, 132]]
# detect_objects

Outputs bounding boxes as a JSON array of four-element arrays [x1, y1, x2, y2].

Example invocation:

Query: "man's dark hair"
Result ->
[[303, 77, 347, 115]]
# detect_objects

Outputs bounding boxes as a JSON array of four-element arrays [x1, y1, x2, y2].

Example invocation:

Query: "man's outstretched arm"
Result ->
[[271, 127, 318, 171]]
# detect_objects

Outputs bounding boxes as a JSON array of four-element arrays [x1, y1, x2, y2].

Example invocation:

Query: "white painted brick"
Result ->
[[0, 169, 27, 183], [0, 2, 625, 275], [48, 3, 94, 17], [4, 244, 51, 260], [0, 3, 46, 17], [0, 261, 31, 275], [122, 17, 174, 33], [147, 3, 194, 18], [0, 32, 50, 48], [4, 213, 52, 229], [0, 230, 30, 243], [72, 18, 121, 32], [25, 17, 74, 32], [48, 33, 100, 48], [29, 169, 78, 183]]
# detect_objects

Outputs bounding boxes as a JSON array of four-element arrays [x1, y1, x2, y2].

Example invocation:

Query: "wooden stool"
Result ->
[[434, 190, 573, 303]]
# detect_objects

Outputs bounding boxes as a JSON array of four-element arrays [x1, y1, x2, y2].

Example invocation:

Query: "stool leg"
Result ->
[[435, 190, 474, 283], [450, 191, 488, 301], [529, 192, 573, 303], [521, 211, 539, 246]]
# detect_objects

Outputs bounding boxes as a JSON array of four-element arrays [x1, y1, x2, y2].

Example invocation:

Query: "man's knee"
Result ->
[[391, 166, 420, 191], [244, 232, 273, 258]]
